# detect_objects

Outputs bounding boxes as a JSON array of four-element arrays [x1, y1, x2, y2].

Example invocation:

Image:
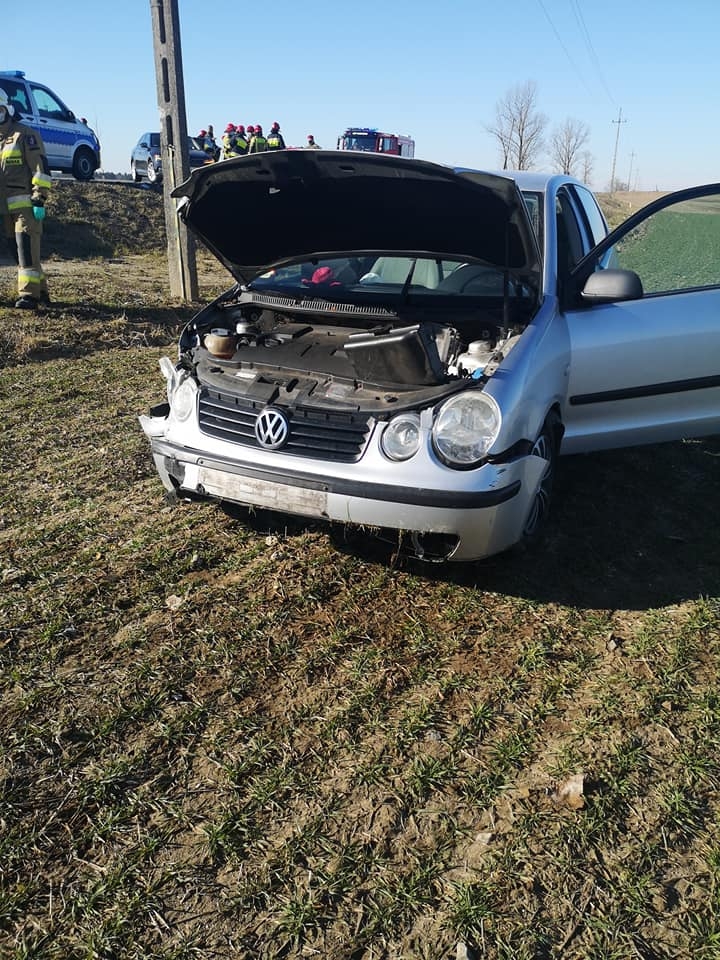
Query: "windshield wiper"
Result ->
[[399, 259, 417, 303]]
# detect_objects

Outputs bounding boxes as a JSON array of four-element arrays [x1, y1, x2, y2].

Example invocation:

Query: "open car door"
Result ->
[[560, 183, 720, 453]]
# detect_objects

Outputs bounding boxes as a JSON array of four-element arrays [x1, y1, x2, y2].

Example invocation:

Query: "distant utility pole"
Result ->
[[609, 107, 627, 195], [149, 0, 198, 301], [627, 151, 636, 193]]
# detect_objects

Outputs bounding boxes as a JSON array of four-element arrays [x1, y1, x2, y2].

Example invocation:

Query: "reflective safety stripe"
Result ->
[[19, 269, 42, 285], [7, 193, 32, 210], [1, 146, 22, 161], [32, 173, 52, 191]]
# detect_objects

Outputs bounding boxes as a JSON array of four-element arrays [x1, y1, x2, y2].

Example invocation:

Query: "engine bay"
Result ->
[[179, 288, 529, 413]]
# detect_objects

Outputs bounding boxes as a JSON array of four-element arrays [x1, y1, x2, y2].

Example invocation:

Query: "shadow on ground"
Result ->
[[229, 436, 720, 611]]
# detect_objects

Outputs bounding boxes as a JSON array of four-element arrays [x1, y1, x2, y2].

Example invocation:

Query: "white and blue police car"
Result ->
[[0, 70, 101, 180]]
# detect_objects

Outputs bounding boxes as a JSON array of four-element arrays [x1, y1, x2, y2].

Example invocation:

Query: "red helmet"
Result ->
[[272, 122, 280, 130], [247, 125, 255, 133], [225, 123, 236, 132], [255, 124, 263, 132], [307, 134, 314, 140], [199, 129, 207, 137], [237, 124, 245, 133]]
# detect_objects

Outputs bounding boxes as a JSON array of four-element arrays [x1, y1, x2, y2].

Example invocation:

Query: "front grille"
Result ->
[[198, 389, 373, 462]]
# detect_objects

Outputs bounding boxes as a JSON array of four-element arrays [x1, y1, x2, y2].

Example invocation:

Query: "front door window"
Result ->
[[612, 195, 720, 294]]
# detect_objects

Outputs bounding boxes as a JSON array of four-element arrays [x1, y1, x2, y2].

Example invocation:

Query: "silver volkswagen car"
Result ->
[[140, 151, 720, 561]]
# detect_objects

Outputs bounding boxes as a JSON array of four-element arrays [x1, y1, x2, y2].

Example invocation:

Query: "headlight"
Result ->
[[381, 413, 422, 461], [159, 356, 178, 405], [432, 391, 501, 467], [170, 376, 198, 421]]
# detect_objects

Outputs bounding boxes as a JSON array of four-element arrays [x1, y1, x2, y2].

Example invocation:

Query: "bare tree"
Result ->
[[579, 150, 594, 186], [550, 118, 591, 176], [488, 81, 547, 170]]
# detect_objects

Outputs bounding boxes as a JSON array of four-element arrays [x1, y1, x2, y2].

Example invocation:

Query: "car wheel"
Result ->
[[131, 160, 141, 182], [147, 159, 162, 184], [72, 147, 96, 181], [521, 411, 561, 544]]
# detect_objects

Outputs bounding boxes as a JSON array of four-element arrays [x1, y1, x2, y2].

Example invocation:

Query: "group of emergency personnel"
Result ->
[[216, 121, 287, 160], [0, 88, 324, 310], [202, 122, 322, 161], [0, 86, 51, 310]]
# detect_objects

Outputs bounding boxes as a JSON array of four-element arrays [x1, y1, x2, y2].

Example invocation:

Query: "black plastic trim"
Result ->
[[152, 439, 521, 509], [570, 374, 720, 406]]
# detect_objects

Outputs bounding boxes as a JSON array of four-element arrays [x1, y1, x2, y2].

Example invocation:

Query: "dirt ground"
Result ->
[[1, 179, 719, 960]]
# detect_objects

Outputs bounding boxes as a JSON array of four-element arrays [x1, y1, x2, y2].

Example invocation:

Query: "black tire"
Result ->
[[72, 147, 96, 181], [521, 411, 561, 544], [131, 160, 141, 182]]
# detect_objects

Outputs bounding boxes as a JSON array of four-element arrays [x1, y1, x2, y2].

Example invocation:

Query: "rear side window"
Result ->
[[573, 185, 609, 246], [521, 191, 542, 243], [555, 190, 587, 284], [150, 133, 160, 148]]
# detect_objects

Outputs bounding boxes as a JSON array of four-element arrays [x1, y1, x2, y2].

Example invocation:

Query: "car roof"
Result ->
[[456, 167, 585, 194]]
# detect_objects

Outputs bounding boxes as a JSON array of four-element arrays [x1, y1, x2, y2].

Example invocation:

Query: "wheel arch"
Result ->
[[71, 143, 98, 180]]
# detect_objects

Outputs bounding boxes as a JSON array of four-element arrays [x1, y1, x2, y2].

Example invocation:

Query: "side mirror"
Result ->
[[581, 268, 643, 304]]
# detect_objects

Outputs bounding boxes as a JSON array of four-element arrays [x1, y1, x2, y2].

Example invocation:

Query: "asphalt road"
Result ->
[[52, 172, 139, 185]]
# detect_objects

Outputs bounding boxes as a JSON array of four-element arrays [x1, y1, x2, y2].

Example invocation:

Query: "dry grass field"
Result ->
[[596, 191, 668, 229], [1, 182, 718, 960]]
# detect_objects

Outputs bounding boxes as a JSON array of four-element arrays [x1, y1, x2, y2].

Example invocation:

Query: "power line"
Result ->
[[568, 0, 616, 107], [534, 0, 595, 98]]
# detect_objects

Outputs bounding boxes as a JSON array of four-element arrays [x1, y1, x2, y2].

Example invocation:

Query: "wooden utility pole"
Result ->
[[149, 0, 198, 301]]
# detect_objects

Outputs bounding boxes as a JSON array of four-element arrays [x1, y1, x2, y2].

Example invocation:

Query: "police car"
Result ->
[[0, 70, 101, 180]]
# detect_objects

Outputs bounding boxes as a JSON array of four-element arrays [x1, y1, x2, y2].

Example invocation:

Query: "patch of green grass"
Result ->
[[446, 879, 496, 947]]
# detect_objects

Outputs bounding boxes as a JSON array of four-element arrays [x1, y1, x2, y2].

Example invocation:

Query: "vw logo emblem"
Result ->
[[255, 408, 289, 449]]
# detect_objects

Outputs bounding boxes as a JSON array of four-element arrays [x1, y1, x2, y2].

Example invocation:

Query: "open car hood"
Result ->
[[172, 151, 541, 285]]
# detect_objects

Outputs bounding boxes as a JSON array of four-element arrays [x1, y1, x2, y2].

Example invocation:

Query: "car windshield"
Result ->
[[340, 134, 377, 151], [249, 254, 535, 301]]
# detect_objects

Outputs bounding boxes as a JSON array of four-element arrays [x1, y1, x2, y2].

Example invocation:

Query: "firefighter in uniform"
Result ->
[[248, 124, 267, 153], [0, 88, 52, 309], [306, 134, 321, 149], [221, 123, 237, 160], [197, 129, 216, 162], [205, 125, 219, 160], [234, 125, 249, 155], [266, 122, 286, 151]]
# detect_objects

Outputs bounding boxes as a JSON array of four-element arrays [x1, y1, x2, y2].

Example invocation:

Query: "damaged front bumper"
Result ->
[[140, 405, 545, 561]]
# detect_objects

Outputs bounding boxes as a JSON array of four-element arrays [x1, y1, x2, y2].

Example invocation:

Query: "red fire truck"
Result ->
[[337, 127, 415, 158]]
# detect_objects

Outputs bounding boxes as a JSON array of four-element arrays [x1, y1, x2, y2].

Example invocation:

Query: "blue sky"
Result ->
[[5, 0, 719, 190]]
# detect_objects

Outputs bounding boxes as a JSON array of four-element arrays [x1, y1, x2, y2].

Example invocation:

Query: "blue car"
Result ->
[[0, 70, 100, 180]]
